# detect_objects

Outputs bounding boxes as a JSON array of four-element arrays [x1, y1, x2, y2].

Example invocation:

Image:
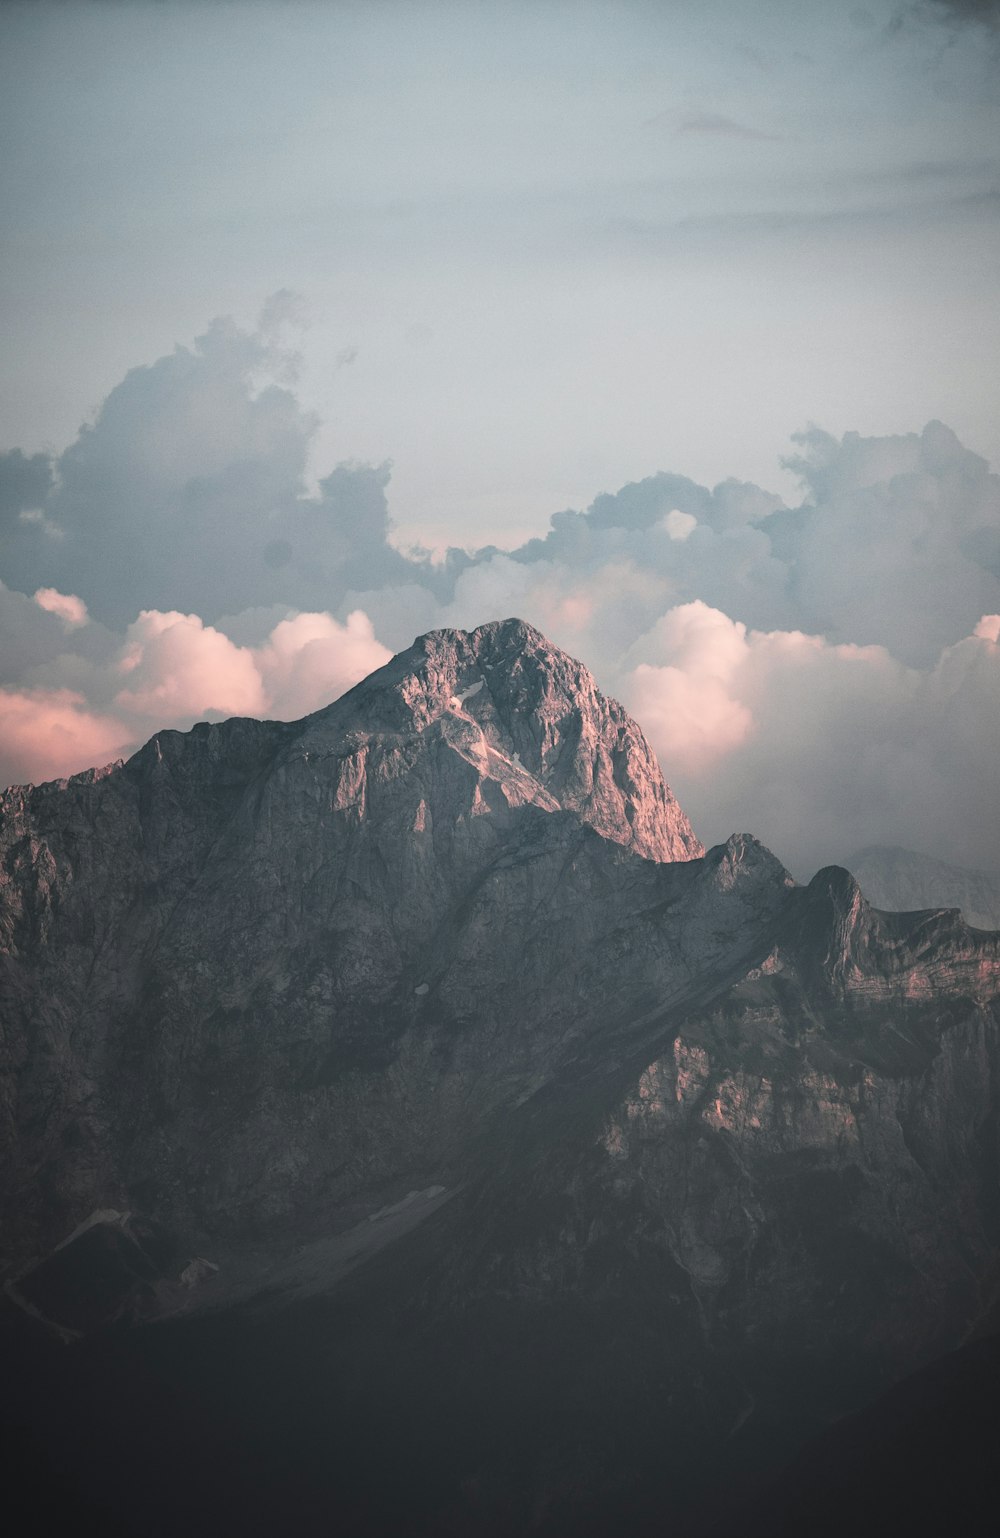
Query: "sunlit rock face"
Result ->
[[296, 615, 702, 865], [1, 620, 999, 1535]]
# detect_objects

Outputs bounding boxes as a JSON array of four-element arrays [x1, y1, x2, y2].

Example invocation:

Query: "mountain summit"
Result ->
[[299, 616, 702, 863]]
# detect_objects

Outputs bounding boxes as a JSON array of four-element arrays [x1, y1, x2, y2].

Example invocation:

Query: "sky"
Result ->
[[1, 0, 999, 879]]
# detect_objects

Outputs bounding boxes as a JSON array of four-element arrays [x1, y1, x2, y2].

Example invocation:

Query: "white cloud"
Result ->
[[33, 587, 88, 629], [662, 509, 697, 542], [0, 602, 395, 789], [253, 610, 392, 720], [114, 606, 393, 728], [626, 603, 754, 772], [622, 606, 1000, 877], [115, 610, 267, 722]]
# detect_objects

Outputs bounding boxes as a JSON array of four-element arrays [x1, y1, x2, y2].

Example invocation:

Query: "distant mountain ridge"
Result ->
[[850, 843, 1000, 931]]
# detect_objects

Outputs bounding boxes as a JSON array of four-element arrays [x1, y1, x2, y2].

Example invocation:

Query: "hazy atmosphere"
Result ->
[[2, 0, 999, 878]]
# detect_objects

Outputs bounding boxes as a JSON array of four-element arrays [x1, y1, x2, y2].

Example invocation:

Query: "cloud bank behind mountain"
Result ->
[[2, 310, 998, 880]]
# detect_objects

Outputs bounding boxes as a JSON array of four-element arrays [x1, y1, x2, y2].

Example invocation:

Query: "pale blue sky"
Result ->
[[2, 0, 999, 545]]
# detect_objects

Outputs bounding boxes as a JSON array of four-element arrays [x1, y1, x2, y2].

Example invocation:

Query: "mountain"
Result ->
[[732, 1327, 1000, 1537], [850, 844, 1000, 932], [0, 617, 700, 1277], [2, 618, 999, 1536]]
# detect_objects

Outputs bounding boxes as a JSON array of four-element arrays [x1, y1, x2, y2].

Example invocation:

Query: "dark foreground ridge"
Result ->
[[2, 620, 999, 1535]]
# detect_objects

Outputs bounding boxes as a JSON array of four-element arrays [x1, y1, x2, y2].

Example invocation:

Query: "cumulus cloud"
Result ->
[[662, 510, 697, 543], [620, 606, 1000, 877], [626, 604, 755, 773], [253, 609, 391, 720], [0, 306, 452, 630], [115, 611, 267, 722], [8, 310, 995, 673], [2, 310, 999, 878], [776, 422, 1000, 665], [111, 606, 391, 728], [0, 602, 394, 789], [33, 588, 88, 629], [0, 580, 118, 693]]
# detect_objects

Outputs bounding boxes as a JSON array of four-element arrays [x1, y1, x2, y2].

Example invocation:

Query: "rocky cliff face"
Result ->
[[2, 619, 999, 1536]]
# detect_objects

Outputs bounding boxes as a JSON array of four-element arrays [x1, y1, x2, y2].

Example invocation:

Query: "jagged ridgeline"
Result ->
[[2, 619, 999, 1537]]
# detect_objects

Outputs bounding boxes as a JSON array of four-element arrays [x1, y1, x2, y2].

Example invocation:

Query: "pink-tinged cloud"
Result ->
[[630, 662, 754, 773], [0, 687, 129, 788], [0, 605, 395, 789], [33, 587, 88, 629], [625, 602, 754, 772], [113, 608, 391, 728], [115, 610, 267, 722], [618, 600, 1000, 875], [254, 609, 393, 719]]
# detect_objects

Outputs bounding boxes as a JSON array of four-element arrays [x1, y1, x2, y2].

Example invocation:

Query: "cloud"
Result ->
[[33, 588, 88, 629], [0, 688, 128, 790], [0, 313, 315, 625], [625, 603, 755, 773], [112, 606, 393, 733], [0, 579, 118, 692], [2, 310, 999, 878], [662, 510, 697, 543], [253, 610, 392, 720], [0, 316, 290, 611], [0, 310, 445, 632], [0, 601, 394, 790], [621, 606, 1000, 878], [14, 311, 995, 677], [775, 421, 1000, 665], [493, 423, 1000, 672], [115, 610, 267, 723]]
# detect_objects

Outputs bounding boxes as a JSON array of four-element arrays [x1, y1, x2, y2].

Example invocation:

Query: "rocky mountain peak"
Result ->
[[300, 616, 702, 863]]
